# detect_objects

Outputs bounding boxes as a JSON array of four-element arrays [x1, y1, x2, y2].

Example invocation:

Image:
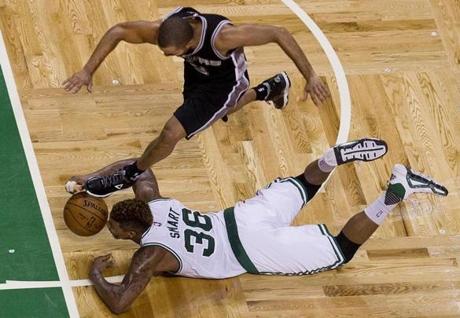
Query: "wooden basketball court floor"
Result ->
[[0, 0, 459, 317]]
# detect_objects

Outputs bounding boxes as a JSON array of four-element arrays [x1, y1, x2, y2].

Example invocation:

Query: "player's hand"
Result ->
[[65, 176, 85, 194], [302, 74, 330, 106], [63, 69, 93, 94], [91, 254, 115, 272]]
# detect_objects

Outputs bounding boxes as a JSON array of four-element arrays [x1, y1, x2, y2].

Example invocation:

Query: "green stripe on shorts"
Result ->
[[223, 207, 259, 274]]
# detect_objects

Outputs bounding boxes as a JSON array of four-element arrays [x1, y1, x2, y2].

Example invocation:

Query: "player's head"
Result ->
[[108, 199, 153, 240], [158, 17, 194, 56]]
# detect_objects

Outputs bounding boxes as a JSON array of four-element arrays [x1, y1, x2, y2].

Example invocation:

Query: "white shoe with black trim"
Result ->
[[333, 138, 388, 165], [387, 164, 448, 202]]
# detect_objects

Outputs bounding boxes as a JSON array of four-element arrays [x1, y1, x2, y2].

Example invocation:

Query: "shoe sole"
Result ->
[[84, 189, 113, 198], [334, 138, 388, 165], [405, 166, 449, 196], [274, 71, 291, 109]]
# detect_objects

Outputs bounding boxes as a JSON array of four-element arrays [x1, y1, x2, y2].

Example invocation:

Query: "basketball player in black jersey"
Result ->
[[63, 7, 330, 197]]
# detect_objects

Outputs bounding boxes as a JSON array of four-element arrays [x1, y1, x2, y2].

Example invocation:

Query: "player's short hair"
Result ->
[[110, 199, 153, 229], [158, 17, 193, 48]]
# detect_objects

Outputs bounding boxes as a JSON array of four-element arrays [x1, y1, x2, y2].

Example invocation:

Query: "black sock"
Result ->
[[254, 84, 269, 101], [335, 231, 361, 264], [124, 161, 145, 180]]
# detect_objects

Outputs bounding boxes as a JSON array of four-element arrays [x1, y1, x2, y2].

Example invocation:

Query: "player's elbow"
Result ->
[[274, 26, 291, 43], [110, 304, 129, 315], [109, 300, 131, 315], [108, 23, 129, 42]]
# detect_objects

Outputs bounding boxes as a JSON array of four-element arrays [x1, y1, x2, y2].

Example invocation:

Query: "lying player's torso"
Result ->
[[141, 198, 244, 279]]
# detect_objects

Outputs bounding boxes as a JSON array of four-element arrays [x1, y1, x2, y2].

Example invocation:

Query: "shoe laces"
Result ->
[[100, 171, 125, 188]]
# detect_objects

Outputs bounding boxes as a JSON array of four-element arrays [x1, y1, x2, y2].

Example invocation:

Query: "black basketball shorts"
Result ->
[[174, 73, 250, 139]]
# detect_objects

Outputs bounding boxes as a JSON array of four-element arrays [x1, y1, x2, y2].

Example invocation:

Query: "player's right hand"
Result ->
[[63, 69, 93, 94]]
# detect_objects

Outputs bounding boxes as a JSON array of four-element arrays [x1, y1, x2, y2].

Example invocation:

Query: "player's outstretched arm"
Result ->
[[89, 247, 161, 314], [63, 20, 161, 94], [215, 24, 330, 106]]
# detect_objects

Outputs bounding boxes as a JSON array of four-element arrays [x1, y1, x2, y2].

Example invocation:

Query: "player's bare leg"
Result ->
[[335, 165, 448, 263], [136, 116, 186, 170], [81, 116, 185, 197]]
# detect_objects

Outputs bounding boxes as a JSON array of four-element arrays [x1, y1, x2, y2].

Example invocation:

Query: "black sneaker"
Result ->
[[84, 171, 134, 198], [258, 72, 291, 109], [334, 138, 388, 165]]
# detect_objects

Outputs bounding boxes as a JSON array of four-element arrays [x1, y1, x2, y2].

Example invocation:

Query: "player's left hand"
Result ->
[[302, 74, 330, 106], [91, 254, 115, 272]]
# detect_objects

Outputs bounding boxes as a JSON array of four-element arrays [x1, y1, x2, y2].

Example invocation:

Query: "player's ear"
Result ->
[[128, 230, 137, 239]]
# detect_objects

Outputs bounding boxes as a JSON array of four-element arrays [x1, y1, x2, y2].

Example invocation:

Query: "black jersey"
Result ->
[[164, 7, 248, 86]]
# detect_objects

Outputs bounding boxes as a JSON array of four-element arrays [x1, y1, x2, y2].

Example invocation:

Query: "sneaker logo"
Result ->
[[114, 184, 123, 190]]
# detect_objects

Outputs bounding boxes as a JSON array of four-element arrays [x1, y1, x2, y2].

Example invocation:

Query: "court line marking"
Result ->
[[0, 276, 124, 290], [0, 30, 79, 317], [281, 0, 351, 144], [0, 0, 351, 296]]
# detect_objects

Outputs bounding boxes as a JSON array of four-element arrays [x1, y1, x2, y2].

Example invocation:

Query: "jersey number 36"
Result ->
[[182, 208, 215, 257]]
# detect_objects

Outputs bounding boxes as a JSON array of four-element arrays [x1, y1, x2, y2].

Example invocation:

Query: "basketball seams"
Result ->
[[64, 202, 108, 222]]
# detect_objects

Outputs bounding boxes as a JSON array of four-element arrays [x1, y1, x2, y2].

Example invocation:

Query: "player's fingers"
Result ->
[[317, 84, 329, 100], [321, 84, 330, 97], [315, 87, 326, 103], [62, 78, 71, 87], [70, 83, 82, 94], [311, 93, 320, 107], [63, 80, 74, 91], [87, 81, 93, 93]]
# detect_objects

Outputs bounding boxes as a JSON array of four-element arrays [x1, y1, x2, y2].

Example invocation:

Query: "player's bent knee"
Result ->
[[335, 231, 361, 264], [294, 174, 322, 202]]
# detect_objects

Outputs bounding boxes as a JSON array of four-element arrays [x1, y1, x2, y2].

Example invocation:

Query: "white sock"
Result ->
[[318, 147, 337, 172], [364, 191, 401, 225]]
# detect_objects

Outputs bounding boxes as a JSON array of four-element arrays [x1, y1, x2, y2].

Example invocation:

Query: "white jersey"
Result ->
[[140, 198, 245, 279], [141, 178, 345, 278]]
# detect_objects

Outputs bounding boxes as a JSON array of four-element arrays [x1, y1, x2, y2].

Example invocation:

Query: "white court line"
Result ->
[[281, 0, 351, 144], [0, 0, 352, 301], [0, 31, 79, 317], [0, 276, 124, 290]]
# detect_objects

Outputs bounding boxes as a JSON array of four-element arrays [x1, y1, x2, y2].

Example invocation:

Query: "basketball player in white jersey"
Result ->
[[65, 138, 448, 313], [62, 7, 330, 198]]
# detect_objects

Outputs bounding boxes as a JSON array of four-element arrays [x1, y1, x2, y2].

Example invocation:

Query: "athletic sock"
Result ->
[[254, 83, 269, 101], [318, 147, 337, 172], [364, 189, 402, 225], [124, 161, 145, 181]]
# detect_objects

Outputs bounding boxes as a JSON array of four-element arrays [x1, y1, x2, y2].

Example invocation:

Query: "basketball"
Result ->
[[63, 192, 108, 236]]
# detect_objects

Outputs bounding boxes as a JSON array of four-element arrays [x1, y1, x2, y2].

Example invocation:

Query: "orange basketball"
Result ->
[[63, 192, 108, 236]]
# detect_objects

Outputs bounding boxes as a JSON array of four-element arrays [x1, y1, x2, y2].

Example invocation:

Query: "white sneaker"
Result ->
[[387, 164, 448, 203], [333, 138, 388, 165]]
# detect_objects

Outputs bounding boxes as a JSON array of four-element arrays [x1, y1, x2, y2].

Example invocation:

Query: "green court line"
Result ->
[[0, 67, 69, 317]]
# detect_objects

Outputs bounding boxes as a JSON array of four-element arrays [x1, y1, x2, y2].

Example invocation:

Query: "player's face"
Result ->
[[160, 44, 193, 57], [107, 219, 132, 240]]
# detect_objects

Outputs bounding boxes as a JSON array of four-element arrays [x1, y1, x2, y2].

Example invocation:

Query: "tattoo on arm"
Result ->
[[90, 248, 159, 314]]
